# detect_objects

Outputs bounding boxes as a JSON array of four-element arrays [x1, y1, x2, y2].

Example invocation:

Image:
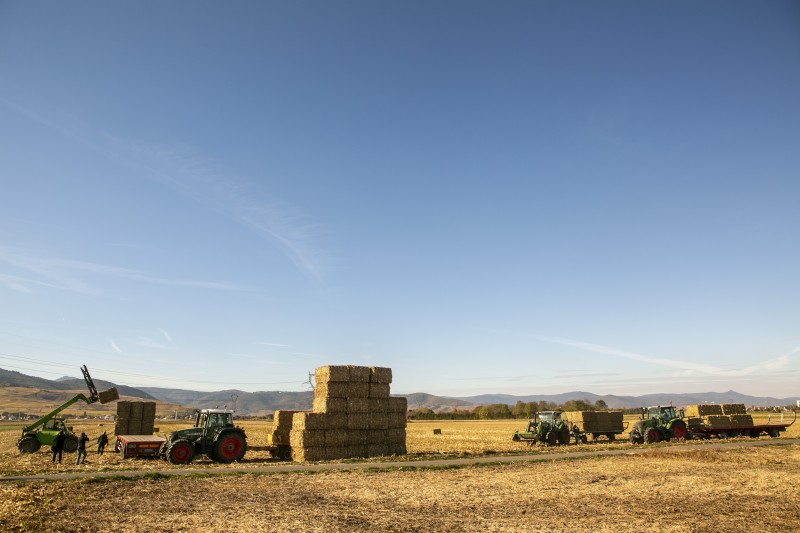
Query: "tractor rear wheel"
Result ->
[[671, 421, 688, 441], [167, 440, 195, 464], [63, 436, 78, 453], [546, 431, 558, 447], [558, 428, 570, 445], [18, 435, 41, 453], [607, 433, 615, 442], [214, 432, 246, 463], [768, 429, 780, 438], [644, 427, 660, 444]]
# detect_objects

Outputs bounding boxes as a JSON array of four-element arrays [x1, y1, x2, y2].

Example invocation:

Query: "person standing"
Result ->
[[51, 430, 66, 463], [97, 431, 109, 455], [75, 432, 89, 465]]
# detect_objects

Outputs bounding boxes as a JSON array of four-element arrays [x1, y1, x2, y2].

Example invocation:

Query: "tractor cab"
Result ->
[[197, 410, 234, 430], [645, 406, 681, 421], [538, 411, 562, 425]]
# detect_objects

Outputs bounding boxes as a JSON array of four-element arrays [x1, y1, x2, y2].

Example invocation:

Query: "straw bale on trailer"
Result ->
[[313, 397, 348, 414], [315, 365, 350, 384], [142, 402, 156, 418], [706, 415, 732, 429], [369, 366, 392, 384], [729, 414, 754, 427], [116, 401, 132, 419], [126, 418, 143, 435], [722, 403, 747, 415], [685, 404, 723, 417], [114, 419, 128, 435], [130, 401, 144, 419]]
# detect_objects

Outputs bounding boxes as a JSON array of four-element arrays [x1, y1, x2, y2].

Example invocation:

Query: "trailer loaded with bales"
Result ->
[[512, 410, 626, 445]]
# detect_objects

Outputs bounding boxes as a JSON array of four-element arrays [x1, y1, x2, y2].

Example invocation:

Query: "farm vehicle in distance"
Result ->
[[160, 409, 247, 464], [17, 365, 119, 454], [629, 406, 688, 444], [512, 411, 571, 446]]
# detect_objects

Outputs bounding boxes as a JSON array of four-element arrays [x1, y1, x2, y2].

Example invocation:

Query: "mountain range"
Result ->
[[1, 367, 796, 415]]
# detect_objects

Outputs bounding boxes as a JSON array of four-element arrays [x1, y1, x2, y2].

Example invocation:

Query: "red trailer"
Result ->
[[687, 411, 796, 440], [116, 435, 166, 459]]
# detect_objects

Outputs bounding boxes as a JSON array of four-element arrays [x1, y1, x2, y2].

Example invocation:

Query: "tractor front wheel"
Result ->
[[167, 440, 195, 464], [644, 427, 660, 444], [18, 435, 41, 454], [214, 432, 246, 463]]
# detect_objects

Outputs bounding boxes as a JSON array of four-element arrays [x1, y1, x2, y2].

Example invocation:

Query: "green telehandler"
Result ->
[[17, 365, 119, 453]]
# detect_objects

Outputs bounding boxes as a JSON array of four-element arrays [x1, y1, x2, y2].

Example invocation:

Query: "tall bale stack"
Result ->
[[684, 404, 723, 417], [288, 365, 407, 462], [115, 400, 157, 435]]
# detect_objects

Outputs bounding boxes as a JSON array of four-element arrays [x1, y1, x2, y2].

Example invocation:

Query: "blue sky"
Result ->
[[1, 2, 799, 398]]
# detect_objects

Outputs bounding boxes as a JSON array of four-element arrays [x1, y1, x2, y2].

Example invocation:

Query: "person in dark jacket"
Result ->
[[97, 432, 109, 455], [52, 431, 66, 463], [75, 432, 89, 465]]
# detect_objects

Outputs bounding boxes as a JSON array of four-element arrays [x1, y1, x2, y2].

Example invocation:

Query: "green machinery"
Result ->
[[629, 405, 688, 444], [17, 365, 119, 453], [512, 411, 571, 446], [160, 408, 247, 464]]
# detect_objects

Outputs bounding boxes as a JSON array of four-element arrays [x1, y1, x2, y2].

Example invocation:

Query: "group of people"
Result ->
[[50, 431, 110, 465]]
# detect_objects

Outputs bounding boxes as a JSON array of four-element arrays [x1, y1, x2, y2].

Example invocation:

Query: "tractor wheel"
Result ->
[[607, 433, 615, 442], [670, 421, 688, 441], [546, 431, 558, 447], [558, 428, 570, 445], [63, 436, 78, 453], [167, 440, 195, 464], [629, 431, 643, 445], [768, 429, 780, 438], [18, 435, 41, 454], [644, 427, 660, 444], [214, 432, 246, 463]]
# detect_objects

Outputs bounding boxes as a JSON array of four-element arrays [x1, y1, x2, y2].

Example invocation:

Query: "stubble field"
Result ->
[[0, 415, 798, 531]]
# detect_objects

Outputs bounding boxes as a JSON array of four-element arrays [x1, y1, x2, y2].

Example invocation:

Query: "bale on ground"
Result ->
[[387, 442, 407, 456], [347, 445, 368, 458], [367, 443, 389, 457], [369, 367, 392, 384], [347, 365, 371, 383], [367, 429, 388, 445], [313, 397, 348, 414], [721, 403, 747, 415], [292, 447, 326, 462], [347, 430, 368, 446], [292, 412, 328, 431], [387, 428, 406, 444], [315, 365, 350, 384], [324, 447, 349, 461]]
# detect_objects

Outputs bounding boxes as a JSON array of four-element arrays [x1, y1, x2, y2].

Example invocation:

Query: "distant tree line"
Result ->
[[408, 399, 614, 420]]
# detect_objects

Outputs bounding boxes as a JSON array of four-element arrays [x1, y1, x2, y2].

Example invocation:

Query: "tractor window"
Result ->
[[539, 412, 553, 424], [44, 419, 58, 430], [197, 413, 207, 428]]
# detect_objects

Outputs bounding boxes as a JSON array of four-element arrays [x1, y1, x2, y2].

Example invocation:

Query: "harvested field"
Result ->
[[1, 444, 799, 532]]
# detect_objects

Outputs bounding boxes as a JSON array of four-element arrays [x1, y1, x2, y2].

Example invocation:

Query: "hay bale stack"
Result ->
[[685, 404, 723, 417], [729, 414, 754, 427], [721, 404, 747, 415], [706, 415, 732, 429], [564, 411, 623, 433], [115, 400, 157, 435], [270, 410, 299, 445], [288, 365, 407, 462]]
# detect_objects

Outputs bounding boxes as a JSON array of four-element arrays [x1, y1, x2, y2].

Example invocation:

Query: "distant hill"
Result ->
[[139, 387, 315, 417], [0, 368, 155, 400], [57, 376, 157, 401]]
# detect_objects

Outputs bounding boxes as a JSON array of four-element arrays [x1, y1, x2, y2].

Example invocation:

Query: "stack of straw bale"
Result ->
[[705, 415, 732, 429], [115, 400, 157, 435], [728, 414, 754, 427], [684, 404, 723, 417], [563, 411, 624, 433], [290, 365, 407, 462], [721, 403, 747, 415]]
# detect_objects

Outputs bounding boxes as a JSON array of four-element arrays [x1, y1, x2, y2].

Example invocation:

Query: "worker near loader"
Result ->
[[75, 432, 89, 465], [51, 430, 67, 463], [96, 431, 108, 455]]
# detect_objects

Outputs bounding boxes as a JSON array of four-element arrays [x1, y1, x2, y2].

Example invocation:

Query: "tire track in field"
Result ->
[[2, 438, 798, 483]]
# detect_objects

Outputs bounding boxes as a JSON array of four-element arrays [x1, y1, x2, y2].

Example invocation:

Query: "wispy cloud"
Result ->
[[159, 329, 173, 343], [0, 245, 246, 295], [110, 340, 122, 353], [254, 342, 291, 348], [540, 336, 795, 377], [0, 96, 329, 280]]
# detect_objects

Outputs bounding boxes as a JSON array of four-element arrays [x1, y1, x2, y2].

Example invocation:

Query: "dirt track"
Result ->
[[3, 437, 797, 483]]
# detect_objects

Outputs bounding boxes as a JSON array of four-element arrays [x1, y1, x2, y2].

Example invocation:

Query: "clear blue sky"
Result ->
[[1, 2, 798, 398]]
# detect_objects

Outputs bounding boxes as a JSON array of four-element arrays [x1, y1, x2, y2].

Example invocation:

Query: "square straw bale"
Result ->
[[142, 402, 156, 418], [325, 447, 348, 461], [325, 413, 347, 429], [366, 429, 388, 445], [347, 382, 370, 399], [130, 401, 144, 419], [369, 398, 389, 413], [292, 412, 329, 431], [729, 414, 754, 427], [369, 366, 392, 384], [347, 365, 371, 383], [293, 447, 325, 462], [388, 412, 407, 429], [347, 445, 368, 459], [315, 381, 349, 400], [367, 443, 389, 457], [689, 404, 723, 416], [369, 383, 390, 399], [315, 365, 350, 384], [387, 428, 406, 444], [347, 413, 370, 430], [116, 401, 132, 419], [313, 397, 348, 414], [388, 397, 408, 413], [98, 388, 119, 404], [722, 403, 747, 415], [114, 419, 128, 435], [325, 429, 349, 447], [706, 415, 731, 429], [387, 442, 407, 456], [126, 418, 143, 435], [289, 429, 326, 448], [347, 429, 369, 446], [367, 412, 389, 430], [347, 397, 370, 413]]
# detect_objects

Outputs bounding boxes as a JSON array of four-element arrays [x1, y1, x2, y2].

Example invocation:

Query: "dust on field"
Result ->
[[1, 444, 799, 532]]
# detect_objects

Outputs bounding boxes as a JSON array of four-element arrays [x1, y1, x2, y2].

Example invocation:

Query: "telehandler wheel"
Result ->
[[644, 427, 660, 444], [558, 428, 570, 445], [167, 440, 195, 464], [18, 435, 41, 453], [63, 436, 78, 453], [214, 432, 246, 463]]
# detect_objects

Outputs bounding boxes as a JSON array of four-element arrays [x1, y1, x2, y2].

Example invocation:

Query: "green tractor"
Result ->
[[17, 365, 118, 453], [160, 409, 247, 464], [512, 411, 571, 446], [629, 405, 689, 444]]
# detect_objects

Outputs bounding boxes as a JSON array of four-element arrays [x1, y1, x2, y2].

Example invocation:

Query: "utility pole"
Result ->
[[303, 371, 315, 391], [230, 393, 239, 413]]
